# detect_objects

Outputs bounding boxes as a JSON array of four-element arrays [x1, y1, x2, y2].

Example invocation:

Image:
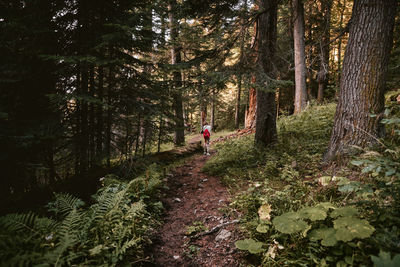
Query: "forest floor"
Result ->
[[146, 136, 244, 266]]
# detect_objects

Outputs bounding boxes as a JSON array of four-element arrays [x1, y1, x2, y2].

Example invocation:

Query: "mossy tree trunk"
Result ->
[[254, 0, 278, 146], [324, 0, 397, 161]]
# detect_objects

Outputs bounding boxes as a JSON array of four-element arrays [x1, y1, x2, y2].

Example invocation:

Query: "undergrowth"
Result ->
[[0, 164, 166, 266], [203, 99, 400, 266]]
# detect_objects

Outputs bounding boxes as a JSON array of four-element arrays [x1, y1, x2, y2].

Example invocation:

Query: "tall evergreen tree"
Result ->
[[254, 0, 278, 146], [324, 0, 398, 161]]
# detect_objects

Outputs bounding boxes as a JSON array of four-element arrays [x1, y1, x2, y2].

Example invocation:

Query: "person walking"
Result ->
[[201, 122, 211, 155]]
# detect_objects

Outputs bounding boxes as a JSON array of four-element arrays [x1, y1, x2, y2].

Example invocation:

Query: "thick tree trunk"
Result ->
[[317, 0, 332, 103], [169, 1, 185, 146], [254, 0, 278, 146], [324, 0, 397, 161], [293, 0, 307, 114]]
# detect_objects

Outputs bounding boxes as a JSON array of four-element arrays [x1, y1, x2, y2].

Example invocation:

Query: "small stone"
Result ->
[[215, 229, 231, 242], [174, 198, 182, 202], [198, 183, 204, 188], [173, 255, 180, 260], [202, 179, 208, 182]]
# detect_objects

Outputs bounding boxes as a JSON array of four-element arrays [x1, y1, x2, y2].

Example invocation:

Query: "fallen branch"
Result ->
[[191, 219, 240, 240]]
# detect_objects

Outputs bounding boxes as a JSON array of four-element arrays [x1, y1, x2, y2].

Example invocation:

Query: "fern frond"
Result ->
[[0, 212, 40, 236], [47, 193, 85, 218]]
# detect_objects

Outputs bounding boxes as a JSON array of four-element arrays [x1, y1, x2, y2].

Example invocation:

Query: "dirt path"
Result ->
[[147, 150, 243, 266]]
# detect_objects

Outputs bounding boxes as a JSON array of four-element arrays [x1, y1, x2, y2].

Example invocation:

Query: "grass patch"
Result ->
[[204, 102, 400, 266]]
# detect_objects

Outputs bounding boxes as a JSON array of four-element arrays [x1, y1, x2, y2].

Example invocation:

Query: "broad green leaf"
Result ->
[[273, 212, 308, 234], [371, 251, 400, 267], [336, 261, 347, 267], [316, 202, 336, 211], [338, 182, 361, 193], [318, 176, 332, 186], [299, 206, 327, 221], [258, 204, 272, 221], [362, 164, 377, 173], [235, 239, 264, 254], [248, 241, 264, 254], [330, 207, 358, 218], [256, 224, 269, 233], [334, 177, 350, 186], [308, 228, 337, 247], [385, 169, 396, 177], [351, 160, 365, 166], [334, 217, 375, 241], [235, 239, 254, 250]]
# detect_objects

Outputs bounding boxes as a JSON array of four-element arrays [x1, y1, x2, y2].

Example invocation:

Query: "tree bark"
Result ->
[[293, 0, 307, 114], [337, 0, 346, 88], [105, 66, 113, 168], [245, 86, 257, 128], [211, 89, 215, 130], [254, 0, 278, 146], [96, 66, 104, 160], [235, 74, 242, 129], [317, 0, 332, 103], [169, 1, 185, 146], [324, 0, 397, 161]]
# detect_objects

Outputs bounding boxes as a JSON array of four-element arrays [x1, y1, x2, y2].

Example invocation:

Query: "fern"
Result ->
[[46, 193, 85, 218], [0, 163, 164, 266]]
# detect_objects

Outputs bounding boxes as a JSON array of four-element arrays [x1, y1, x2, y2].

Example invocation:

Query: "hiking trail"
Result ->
[[147, 136, 243, 266]]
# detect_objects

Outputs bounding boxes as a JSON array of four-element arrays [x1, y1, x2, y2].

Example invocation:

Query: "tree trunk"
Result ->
[[96, 66, 104, 160], [254, 0, 278, 146], [79, 63, 89, 175], [235, 0, 247, 130], [317, 0, 332, 103], [211, 89, 215, 130], [105, 66, 113, 168], [169, 1, 185, 146], [235, 74, 242, 129], [89, 66, 96, 164], [337, 0, 346, 88], [245, 86, 257, 128], [324, 0, 397, 161], [293, 0, 307, 114]]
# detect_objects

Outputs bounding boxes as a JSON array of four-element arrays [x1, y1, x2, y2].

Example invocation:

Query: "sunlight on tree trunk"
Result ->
[[293, 0, 307, 114]]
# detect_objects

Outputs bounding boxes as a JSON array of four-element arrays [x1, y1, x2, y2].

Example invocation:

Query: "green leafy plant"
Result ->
[[371, 251, 400, 267], [0, 164, 164, 266], [271, 204, 375, 246]]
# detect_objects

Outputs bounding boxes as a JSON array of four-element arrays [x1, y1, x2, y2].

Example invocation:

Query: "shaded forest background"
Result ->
[[1, 0, 400, 266], [1, 0, 399, 215]]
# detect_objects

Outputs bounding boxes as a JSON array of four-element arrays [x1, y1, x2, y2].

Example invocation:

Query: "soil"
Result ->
[[146, 140, 244, 266]]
